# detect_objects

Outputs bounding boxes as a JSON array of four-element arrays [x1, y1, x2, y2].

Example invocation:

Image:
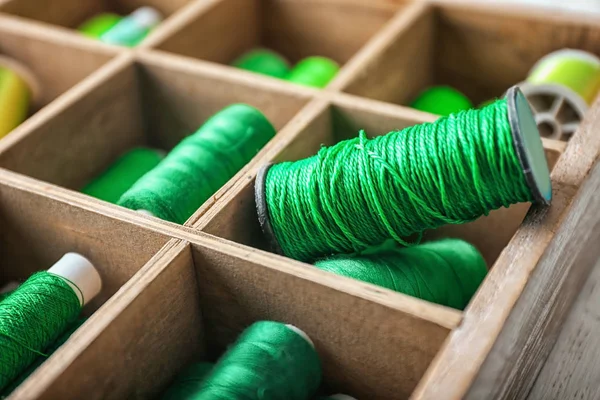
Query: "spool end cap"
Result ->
[[48, 253, 102, 306]]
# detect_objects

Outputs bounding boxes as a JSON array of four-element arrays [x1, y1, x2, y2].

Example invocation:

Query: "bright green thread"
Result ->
[[82, 147, 164, 204], [161, 362, 213, 400], [411, 86, 473, 116], [265, 99, 532, 262], [315, 239, 487, 310], [118, 104, 276, 224], [232, 49, 291, 79], [286, 57, 340, 88], [0, 272, 81, 391], [1, 318, 86, 397], [195, 321, 321, 399]]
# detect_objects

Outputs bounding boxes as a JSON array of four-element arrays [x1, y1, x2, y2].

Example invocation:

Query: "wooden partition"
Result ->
[[0, 1, 598, 399]]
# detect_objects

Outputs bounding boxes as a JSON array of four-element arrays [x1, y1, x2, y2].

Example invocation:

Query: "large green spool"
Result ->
[[286, 56, 340, 88]]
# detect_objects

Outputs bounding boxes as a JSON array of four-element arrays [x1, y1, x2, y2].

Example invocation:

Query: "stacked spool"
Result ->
[[255, 87, 552, 309], [0, 253, 102, 395], [160, 321, 356, 400], [80, 104, 275, 225], [232, 49, 340, 88]]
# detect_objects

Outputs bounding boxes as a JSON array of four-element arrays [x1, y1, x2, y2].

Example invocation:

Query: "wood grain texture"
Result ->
[[0, 0, 192, 28], [528, 252, 600, 400], [188, 236, 460, 400], [0, 15, 118, 111]]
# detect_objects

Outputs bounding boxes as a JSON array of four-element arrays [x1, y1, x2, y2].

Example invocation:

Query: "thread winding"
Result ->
[[0, 272, 81, 390], [118, 104, 276, 224], [263, 99, 533, 261], [315, 239, 487, 310], [194, 321, 321, 399]]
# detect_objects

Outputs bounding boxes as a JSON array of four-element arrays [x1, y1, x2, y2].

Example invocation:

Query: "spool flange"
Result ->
[[519, 82, 585, 142]]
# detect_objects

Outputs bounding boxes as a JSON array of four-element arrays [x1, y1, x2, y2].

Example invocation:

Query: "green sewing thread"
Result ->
[[78, 13, 123, 39], [264, 99, 533, 262], [286, 57, 340, 88], [411, 86, 473, 116], [0, 272, 81, 391], [118, 104, 276, 224], [232, 49, 291, 79], [194, 321, 321, 399], [82, 147, 164, 204], [161, 362, 213, 400], [1, 318, 86, 396], [315, 239, 487, 310]]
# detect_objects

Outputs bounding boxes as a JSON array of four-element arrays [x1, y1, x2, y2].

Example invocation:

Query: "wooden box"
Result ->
[[1, 0, 600, 399]]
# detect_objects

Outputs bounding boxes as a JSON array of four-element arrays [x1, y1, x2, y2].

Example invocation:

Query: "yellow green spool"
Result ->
[[520, 49, 600, 141], [0, 57, 38, 139]]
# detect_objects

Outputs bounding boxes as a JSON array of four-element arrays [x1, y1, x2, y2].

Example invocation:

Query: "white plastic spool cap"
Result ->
[[136, 209, 155, 217], [285, 324, 315, 348], [48, 253, 102, 306], [330, 395, 358, 400], [130, 7, 163, 29]]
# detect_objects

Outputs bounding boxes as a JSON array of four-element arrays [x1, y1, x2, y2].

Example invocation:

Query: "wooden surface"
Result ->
[[0, 0, 597, 399]]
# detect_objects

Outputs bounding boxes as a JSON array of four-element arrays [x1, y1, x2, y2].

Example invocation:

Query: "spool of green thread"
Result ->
[[286, 56, 340, 88], [193, 321, 321, 399], [411, 86, 473, 116], [118, 104, 276, 224], [1, 318, 87, 396], [315, 239, 487, 310], [78, 13, 123, 39], [256, 87, 551, 262], [232, 49, 291, 79], [161, 362, 214, 400], [0, 253, 101, 391], [82, 147, 164, 204]]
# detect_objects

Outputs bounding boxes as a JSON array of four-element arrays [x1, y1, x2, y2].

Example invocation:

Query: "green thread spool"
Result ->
[[0, 253, 101, 391], [194, 321, 321, 399], [315, 239, 487, 310], [286, 57, 340, 88], [118, 104, 276, 224], [232, 49, 291, 79], [0, 57, 39, 139], [78, 13, 123, 39], [411, 86, 473, 116], [161, 362, 213, 400], [100, 7, 162, 47], [256, 87, 551, 262], [82, 147, 164, 204], [1, 318, 86, 396], [520, 49, 600, 141]]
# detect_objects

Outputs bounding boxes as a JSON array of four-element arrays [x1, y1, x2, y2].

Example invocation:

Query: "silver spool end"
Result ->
[[255, 163, 284, 255], [519, 82, 586, 142], [506, 86, 552, 205]]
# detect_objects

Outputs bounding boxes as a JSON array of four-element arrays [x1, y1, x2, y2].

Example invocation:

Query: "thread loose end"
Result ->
[[506, 86, 553, 205]]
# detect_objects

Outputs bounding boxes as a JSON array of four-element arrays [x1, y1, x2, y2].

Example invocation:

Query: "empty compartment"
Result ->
[[343, 3, 600, 113], [15, 239, 460, 400], [0, 17, 117, 138], [0, 52, 310, 224], [0, 0, 191, 34], [0, 175, 173, 397], [152, 0, 399, 81], [199, 96, 565, 266]]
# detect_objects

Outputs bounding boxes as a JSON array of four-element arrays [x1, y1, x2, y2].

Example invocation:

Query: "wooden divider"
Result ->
[[0, 0, 598, 399]]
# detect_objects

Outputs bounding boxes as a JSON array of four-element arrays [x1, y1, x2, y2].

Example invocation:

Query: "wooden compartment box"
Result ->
[[0, 0, 600, 399]]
